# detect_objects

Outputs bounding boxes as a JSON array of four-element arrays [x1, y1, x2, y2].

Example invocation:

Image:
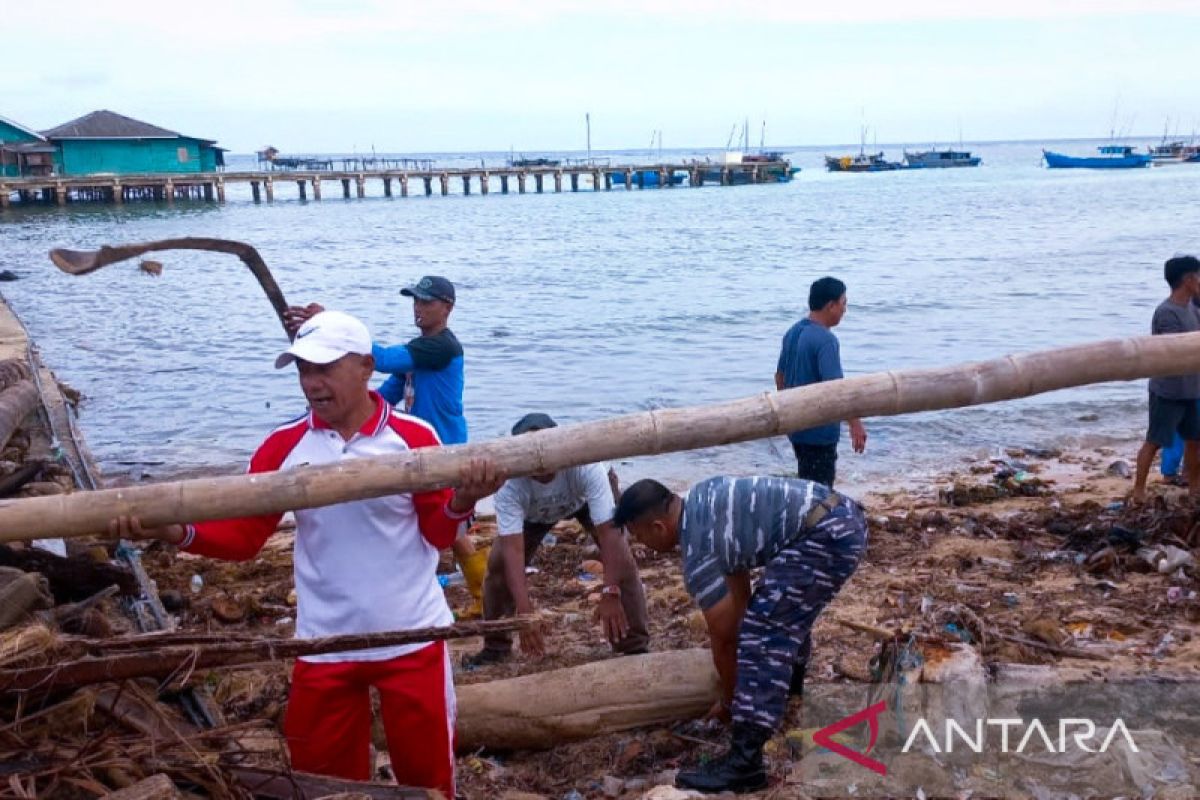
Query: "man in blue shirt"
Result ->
[[775, 276, 866, 487], [371, 276, 466, 445]]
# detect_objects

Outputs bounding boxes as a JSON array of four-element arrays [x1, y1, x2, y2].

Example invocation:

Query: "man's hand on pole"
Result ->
[[451, 458, 505, 513], [107, 516, 185, 545], [282, 302, 325, 338]]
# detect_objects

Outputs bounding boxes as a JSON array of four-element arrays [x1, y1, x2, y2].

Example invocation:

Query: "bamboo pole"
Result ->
[[0, 380, 40, 453], [2, 331, 1200, 540]]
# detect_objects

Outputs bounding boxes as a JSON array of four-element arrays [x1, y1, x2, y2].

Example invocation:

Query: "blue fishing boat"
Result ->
[[1043, 145, 1151, 169]]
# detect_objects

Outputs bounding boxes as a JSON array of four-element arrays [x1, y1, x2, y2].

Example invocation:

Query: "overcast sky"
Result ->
[[4, 1, 1198, 154]]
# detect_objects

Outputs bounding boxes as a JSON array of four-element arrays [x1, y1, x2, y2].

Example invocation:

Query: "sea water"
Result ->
[[2, 138, 1197, 493]]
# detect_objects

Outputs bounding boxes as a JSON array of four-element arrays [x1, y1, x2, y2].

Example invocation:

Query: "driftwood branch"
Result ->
[[49, 238, 291, 338], [5, 330, 1200, 540], [0, 618, 529, 693]]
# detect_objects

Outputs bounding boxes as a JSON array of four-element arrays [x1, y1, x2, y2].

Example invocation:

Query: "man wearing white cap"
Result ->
[[109, 310, 502, 797]]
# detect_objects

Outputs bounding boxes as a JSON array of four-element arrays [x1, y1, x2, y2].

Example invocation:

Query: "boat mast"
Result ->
[[586, 112, 592, 163]]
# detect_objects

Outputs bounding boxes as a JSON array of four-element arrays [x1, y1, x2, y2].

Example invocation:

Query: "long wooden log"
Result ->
[[0, 380, 39, 454], [3, 331, 1200, 540], [455, 648, 720, 751], [0, 619, 528, 693]]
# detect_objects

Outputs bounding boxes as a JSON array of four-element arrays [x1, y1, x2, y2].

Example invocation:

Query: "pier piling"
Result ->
[[0, 158, 792, 208]]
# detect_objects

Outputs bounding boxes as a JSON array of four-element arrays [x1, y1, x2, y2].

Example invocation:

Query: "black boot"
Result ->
[[676, 723, 770, 794]]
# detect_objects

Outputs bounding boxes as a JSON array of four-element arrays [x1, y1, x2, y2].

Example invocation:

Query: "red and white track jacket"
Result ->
[[180, 392, 466, 662]]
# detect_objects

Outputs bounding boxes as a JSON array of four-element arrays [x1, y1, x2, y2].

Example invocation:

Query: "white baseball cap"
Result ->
[[275, 310, 372, 369]]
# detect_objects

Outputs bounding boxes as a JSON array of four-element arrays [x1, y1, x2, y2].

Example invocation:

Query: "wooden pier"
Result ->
[[0, 160, 791, 207]]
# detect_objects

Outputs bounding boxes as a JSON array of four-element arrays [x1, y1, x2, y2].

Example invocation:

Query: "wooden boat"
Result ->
[[1043, 145, 1151, 169], [903, 149, 981, 168], [1148, 140, 1200, 165], [824, 152, 903, 172]]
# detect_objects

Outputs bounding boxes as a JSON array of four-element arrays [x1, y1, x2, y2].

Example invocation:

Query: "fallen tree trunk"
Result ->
[[0, 619, 528, 693], [3, 331, 1200, 540], [455, 648, 719, 751], [0, 379, 39, 454]]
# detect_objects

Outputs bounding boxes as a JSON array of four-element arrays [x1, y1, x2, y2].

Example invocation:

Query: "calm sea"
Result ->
[[2, 139, 1198, 494]]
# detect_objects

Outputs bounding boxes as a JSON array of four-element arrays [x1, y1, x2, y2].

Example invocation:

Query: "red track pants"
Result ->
[[284, 641, 455, 796]]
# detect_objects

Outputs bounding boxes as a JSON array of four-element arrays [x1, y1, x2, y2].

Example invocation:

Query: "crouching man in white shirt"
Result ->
[[462, 412, 649, 667]]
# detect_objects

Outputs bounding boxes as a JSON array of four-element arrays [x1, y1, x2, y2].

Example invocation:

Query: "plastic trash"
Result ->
[[1153, 632, 1175, 659], [543, 534, 558, 548], [437, 571, 465, 588], [1137, 545, 1195, 574], [190, 574, 204, 594], [1003, 592, 1020, 607]]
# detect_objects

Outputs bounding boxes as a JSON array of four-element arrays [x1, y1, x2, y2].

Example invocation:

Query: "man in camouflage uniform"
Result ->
[[614, 476, 868, 794]]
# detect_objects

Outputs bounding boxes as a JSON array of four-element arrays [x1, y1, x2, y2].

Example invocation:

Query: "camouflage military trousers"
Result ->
[[732, 496, 868, 732]]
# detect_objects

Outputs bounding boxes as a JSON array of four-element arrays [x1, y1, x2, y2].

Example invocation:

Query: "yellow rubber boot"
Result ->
[[458, 547, 489, 620]]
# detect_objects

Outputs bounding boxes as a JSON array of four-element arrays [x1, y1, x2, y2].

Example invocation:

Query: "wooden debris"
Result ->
[[456, 648, 719, 751], [228, 766, 443, 799], [0, 618, 531, 693], [0, 380, 39, 454], [0, 544, 137, 601], [103, 773, 180, 800]]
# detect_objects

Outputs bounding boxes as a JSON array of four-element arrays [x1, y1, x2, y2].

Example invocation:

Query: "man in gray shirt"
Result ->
[[1133, 255, 1200, 503], [614, 476, 868, 794]]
